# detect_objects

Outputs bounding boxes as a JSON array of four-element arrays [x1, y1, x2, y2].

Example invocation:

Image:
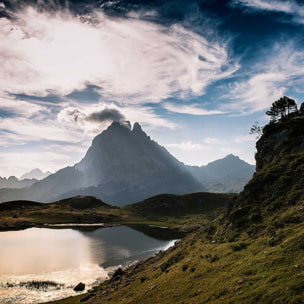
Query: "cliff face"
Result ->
[[255, 129, 289, 172], [228, 117, 304, 228], [255, 117, 304, 172]]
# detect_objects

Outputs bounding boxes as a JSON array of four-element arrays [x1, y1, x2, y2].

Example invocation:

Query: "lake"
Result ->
[[0, 225, 180, 304]]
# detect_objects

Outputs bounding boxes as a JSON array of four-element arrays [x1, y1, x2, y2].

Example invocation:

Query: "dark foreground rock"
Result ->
[[110, 268, 124, 282], [74, 282, 85, 292]]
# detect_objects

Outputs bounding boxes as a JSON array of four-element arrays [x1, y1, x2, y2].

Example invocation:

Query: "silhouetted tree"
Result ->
[[266, 96, 298, 123], [250, 121, 263, 139]]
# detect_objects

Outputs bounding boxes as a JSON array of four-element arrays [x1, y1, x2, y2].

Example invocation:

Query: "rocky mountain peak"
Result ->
[[225, 154, 239, 160], [133, 122, 142, 131]]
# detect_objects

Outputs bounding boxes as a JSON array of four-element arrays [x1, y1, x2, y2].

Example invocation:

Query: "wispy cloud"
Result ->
[[233, 134, 256, 143], [0, 6, 238, 104], [166, 141, 205, 151], [233, 0, 304, 24], [0, 93, 45, 118], [203, 137, 219, 144], [224, 42, 304, 113], [162, 102, 225, 115]]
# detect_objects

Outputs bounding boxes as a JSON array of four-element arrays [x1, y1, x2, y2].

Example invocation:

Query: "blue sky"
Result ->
[[0, 0, 303, 177]]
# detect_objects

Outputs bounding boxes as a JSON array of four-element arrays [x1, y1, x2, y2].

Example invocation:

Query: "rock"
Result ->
[[256, 129, 288, 172], [110, 268, 124, 282], [74, 282, 85, 292], [113, 267, 124, 277]]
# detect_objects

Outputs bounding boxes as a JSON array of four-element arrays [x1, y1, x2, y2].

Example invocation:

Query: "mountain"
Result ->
[[0, 122, 205, 205], [47, 114, 304, 304], [20, 168, 52, 180], [0, 176, 37, 189], [187, 154, 255, 193]]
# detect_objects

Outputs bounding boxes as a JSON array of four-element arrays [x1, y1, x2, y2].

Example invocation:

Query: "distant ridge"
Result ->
[[20, 168, 52, 180], [187, 154, 255, 193], [0, 176, 37, 189]]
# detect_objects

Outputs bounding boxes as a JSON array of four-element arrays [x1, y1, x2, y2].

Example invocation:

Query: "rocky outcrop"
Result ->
[[228, 117, 304, 229], [255, 117, 304, 172], [255, 128, 289, 172]]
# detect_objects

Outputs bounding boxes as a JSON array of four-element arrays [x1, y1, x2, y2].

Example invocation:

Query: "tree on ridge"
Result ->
[[266, 96, 298, 123]]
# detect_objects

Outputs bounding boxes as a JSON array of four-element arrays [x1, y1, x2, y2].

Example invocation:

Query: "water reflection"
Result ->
[[0, 226, 177, 304], [81, 226, 177, 268], [0, 228, 95, 275]]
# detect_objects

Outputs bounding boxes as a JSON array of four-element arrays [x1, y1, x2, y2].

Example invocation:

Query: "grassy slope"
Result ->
[[0, 196, 121, 231], [123, 192, 233, 232], [48, 117, 304, 304]]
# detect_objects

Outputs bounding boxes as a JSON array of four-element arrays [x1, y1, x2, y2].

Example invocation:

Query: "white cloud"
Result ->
[[0, 6, 238, 104], [224, 43, 304, 113], [233, 134, 256, 143], [166, 141, 205, 151], [233, 0, 304, 24], [162, 102, 225, 115], [203, 137, 219, 144], [0, 116, 86, 144]]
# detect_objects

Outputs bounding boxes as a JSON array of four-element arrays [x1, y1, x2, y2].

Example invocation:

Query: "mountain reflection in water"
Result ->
[[0, 226, 177, 304]]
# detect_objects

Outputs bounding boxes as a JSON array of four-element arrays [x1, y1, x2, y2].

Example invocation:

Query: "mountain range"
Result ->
[[20, 168, 52, 180], [0, 122, 254, 205], [0, 169, 52, 190], [0, 176, 36, 189]]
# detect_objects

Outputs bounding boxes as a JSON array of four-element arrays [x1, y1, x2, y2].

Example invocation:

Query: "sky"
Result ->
[[0, 0, 304, 178]]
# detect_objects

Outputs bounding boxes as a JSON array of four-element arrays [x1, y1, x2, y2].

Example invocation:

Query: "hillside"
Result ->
[[0, 196, 121, 231], [47, 116, 304, 304], [126, 192, 233, 219]]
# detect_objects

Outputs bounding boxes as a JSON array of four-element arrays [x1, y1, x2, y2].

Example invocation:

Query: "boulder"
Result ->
[[74, 282, 85, 292], [110, 268, 124, 282]]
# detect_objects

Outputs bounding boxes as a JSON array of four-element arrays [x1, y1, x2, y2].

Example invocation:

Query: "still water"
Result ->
[[0, 225, 178, 304]]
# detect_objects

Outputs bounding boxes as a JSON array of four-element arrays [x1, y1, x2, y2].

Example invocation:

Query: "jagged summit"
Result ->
[[104, 121, 142, 132], [75, 121, 205, 204], [20, 168, 52, 180]]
